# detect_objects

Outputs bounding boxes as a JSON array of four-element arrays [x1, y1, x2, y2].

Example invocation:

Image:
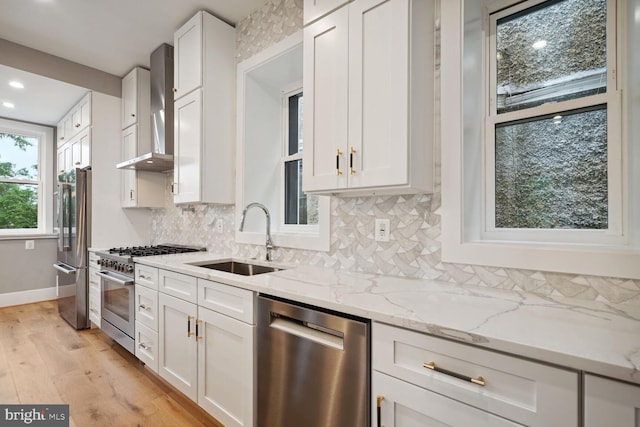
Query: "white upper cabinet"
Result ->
[[304, 0, 351, 25], [174, 13, 203, 100], [122, 67, 150, 130], [56, 92, 93, 173], [303, 0, 434, 195], [172, 11, 235, 205], [119, 67, 163, 208]]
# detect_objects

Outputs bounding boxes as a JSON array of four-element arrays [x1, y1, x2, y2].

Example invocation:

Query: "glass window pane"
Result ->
[[0, 133, 39, 180], [495, 107, 607, 229], [287, 93, 303, 155], [0, 183, 38, 229], [496, 0, 607, 113], [284, 159, 318, 225]]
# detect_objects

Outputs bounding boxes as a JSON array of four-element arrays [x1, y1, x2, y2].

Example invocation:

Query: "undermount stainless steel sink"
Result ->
[[191, 260, 283, 276]]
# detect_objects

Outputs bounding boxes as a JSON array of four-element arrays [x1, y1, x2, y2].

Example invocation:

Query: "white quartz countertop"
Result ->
[[135, 252, 640, 386]]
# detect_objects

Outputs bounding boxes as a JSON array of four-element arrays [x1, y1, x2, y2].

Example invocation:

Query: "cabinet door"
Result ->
[[174, 12, 202, 99], [88, 267, 101, 326], [348, 0, 409, 189], [57, 145, 67, 174], [122, 69, 138, 129], [373, 371, 523, 427], [56, 121, 66, 144], [121, 126, 137, 207], [135, 284, 158, 331], [302, 6, 349, 193], [198, 306, 254, 427], [71, 107, 82, 134], [304, 0, 350, 25], [64, 116, 74, 142], [70, 128, 90, 169], [79, 94, 91, 130], [136, 321, 159, 373], [584, 374, 640, 427], [158, 292, 198, 401], [174, 89, 202, 204]]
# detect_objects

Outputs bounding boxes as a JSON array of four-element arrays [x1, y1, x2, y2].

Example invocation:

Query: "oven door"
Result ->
[[97, 270, 135, 352]]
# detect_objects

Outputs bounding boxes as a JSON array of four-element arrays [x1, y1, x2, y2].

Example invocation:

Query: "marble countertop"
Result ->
[[135, 252, 640, 386]]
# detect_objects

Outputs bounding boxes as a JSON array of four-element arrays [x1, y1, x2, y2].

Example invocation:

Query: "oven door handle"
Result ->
[[96, 270, 134, 286]]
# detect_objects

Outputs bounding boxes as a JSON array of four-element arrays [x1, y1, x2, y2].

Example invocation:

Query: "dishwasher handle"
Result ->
[[270, 316, 344, 351]]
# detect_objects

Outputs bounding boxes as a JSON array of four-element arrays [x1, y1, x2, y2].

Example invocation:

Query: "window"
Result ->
[[236, 33, 329, 252], [0, 119, 53, 235], [485, 0, 621, 243], [282, 90, 319, 228], [440, 0, 639, 279]]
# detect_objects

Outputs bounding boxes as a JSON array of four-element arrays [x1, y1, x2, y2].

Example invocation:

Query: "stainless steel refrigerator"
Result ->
[[54, 167, 91, 330]]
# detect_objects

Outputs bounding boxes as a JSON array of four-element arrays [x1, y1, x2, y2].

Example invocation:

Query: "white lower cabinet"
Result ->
[[584, 374, 640, 427], [153, 270, 255, 427], [372, 322, 579, 427], [197, 305, 254, 427], [88, 265, 101, 327], [373, 371, 522, 427], [158, 292, 198, 400], [135, 321, 159, 373]]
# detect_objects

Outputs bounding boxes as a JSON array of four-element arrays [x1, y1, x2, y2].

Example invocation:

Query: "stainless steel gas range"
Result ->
[[95, 245, 205, 353]]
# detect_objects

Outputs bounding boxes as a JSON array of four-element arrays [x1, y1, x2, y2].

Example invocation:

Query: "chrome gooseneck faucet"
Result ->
[[239, 202, 274, 261]]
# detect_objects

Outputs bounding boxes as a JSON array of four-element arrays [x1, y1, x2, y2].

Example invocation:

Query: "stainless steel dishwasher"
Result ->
[[257, 295, 370, 427]]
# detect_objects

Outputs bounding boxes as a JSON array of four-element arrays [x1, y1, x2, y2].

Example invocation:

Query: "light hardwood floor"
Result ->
[[0, 300, 223, 427]]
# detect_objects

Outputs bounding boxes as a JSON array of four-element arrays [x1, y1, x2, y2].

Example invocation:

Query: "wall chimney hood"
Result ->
[[117, 43, 174, 172]]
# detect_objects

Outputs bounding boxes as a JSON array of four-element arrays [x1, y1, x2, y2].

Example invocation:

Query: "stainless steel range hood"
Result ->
[[117, 43, 174, 172]]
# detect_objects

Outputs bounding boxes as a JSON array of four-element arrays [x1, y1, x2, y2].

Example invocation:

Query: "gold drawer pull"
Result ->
[[423, 361, 486, 387]]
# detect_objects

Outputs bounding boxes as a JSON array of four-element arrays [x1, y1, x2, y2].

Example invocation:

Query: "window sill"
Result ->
[[0, 233, 58, 241]]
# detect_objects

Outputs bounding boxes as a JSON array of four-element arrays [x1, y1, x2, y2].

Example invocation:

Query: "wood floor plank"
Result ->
[[0, 301, 224, 426]]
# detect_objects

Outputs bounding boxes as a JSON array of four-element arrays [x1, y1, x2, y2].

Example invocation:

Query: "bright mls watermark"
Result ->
[[1, 405, 69, 426]]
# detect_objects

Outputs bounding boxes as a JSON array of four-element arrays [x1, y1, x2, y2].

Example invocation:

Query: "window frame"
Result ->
[[440, 0, 640, 279], [235, 31, 330, 252], [0, 118, 54, 237], [484, 0, 623, 244]]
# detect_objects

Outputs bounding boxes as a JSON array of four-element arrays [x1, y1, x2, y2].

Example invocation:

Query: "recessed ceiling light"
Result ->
[[532, 40, 547, 50], [3, 102, 15, 108], [9, 81, 24, 89]]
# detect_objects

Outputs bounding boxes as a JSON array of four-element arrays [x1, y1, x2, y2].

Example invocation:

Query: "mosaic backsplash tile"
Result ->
[[150, 0, 640, 306]]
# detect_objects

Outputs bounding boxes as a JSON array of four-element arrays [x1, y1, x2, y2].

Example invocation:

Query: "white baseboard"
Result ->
[[0, 284, 75, 307]]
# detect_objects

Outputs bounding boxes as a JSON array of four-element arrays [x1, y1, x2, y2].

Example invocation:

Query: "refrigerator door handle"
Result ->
[[53, 262, 77, 275]]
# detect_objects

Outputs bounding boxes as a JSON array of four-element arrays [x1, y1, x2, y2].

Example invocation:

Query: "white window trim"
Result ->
[[0, 118, 54, 236], [440, 0, 640, 279], [235, 32, 330, 252], [484, 0, 623, 244]]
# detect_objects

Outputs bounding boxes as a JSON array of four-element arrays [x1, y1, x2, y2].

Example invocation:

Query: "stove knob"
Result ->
[[108, 260, 115, 268], [117, 263, 124, 272], [127, 265, 134, 273]]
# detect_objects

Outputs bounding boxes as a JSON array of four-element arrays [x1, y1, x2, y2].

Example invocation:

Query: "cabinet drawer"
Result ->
[[158, 269, 197, 303], [197, 279, 254, 324], [373, 371, 522, 427], [373, 323, 578, 427], [135, 284, 158, 331], [135, 321, 159, 373], [136, 264, 159, 290], [89, 252, 100, 269]]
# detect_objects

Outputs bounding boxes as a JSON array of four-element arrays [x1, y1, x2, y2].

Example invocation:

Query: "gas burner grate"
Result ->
[[107, 245, 203, 257]]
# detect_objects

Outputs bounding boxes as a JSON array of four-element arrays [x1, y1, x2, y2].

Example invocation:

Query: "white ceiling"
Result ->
[[0, 0, 266, 125]]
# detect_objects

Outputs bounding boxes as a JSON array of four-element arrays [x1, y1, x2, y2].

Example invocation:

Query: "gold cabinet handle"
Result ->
[[172, 87, 177, 93], [131, 113, 135, 117], [376, 395, 384, 427], [187, 315, 195, 337], [196, 320, 203, 341], [60, 137, 64, 141], [349, 147, 356, 174], [336, 149, 343, 175], [75, 123, 80, 128], [423, 361, 485, 386]]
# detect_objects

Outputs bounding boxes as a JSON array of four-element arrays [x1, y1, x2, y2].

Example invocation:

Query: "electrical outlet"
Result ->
[[216, 219, 224, 233], [374, 219, 390, 242], [25, 240, 34, 250]]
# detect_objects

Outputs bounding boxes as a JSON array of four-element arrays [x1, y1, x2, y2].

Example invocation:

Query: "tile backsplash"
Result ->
[[150, 0, 640, 306]]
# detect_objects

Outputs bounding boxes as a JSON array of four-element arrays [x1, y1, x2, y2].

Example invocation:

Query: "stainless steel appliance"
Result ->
[[54, 167, 91, 330], [96, 245, 205, 353], [117, 43, 174, 172], [257, 295, 370, 427]]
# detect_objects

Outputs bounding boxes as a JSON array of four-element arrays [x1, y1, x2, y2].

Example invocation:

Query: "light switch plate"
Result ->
[[25, 240, 34, 250], [374, 219, 390, 242]]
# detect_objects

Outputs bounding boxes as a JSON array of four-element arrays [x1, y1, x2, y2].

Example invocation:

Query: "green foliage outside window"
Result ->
[[0, 133, 38, 229]]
